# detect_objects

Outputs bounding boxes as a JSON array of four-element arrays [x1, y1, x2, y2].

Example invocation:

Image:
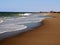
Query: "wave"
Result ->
[[0, 14, 52, 40]]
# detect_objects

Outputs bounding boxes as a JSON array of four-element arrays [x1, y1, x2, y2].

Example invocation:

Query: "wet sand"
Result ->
[[0, 13, 60, 45]]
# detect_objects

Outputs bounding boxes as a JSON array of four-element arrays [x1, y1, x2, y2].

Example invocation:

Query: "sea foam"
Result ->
[[0, 14, 49, 40]]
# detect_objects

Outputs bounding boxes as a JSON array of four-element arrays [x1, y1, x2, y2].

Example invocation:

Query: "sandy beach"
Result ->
[[0, 13, 60, 45]]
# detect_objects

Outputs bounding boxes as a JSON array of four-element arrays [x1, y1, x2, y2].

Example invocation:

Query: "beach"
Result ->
[[0, 13, 60, 45]]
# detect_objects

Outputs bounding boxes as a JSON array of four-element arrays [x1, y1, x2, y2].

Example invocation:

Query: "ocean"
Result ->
[[0, 14, 52, 40]]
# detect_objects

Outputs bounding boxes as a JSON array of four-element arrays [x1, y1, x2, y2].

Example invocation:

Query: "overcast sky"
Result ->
[[0, 0, 60, 12]]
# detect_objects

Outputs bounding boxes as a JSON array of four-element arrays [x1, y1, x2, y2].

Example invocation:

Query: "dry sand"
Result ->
[[0, 13, 60, 45]]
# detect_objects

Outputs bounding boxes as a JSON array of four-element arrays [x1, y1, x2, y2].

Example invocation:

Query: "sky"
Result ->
[[0, 0, 60, 12]]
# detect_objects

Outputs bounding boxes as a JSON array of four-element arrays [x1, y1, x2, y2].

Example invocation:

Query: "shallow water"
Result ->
[[0, 14, 52, 40], [0, 14, 52, 32]]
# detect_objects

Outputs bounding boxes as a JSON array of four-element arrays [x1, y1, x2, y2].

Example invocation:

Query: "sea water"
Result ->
[[0, 14, 52, 40]]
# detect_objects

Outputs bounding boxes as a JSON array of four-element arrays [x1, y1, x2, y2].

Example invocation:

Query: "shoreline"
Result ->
[[0, 14, 46, 40], [0, 13, 60, 45]]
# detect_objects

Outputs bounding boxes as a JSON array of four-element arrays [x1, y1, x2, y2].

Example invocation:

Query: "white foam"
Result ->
[[0, 24, 27, 34], [23, 13, 32, 16], [0, 20, 4, 23]]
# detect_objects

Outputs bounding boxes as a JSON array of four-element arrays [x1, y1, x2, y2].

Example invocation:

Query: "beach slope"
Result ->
[[0, 13, 60, 45]]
